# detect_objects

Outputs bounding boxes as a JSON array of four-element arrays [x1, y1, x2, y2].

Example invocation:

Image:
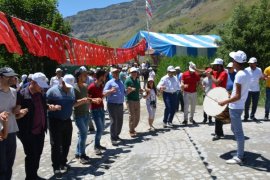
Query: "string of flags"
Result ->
[[0, 11, 146, 66]]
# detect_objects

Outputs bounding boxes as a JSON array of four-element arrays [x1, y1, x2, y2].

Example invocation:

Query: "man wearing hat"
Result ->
[[0, 67, 26, 180], [50, 68, 63, 87], [175, 66, 184, 112], [73, 68, 93, 164], [103, 68, 126, 145], [17, 72, 60, 180], [148, 67, 155, 80], [157, 66, 180, 127], [218, 50, 251, 164], [226, 62, 236, 92], [244, 57, 264, 121], [125, 67, 142, 136], [207, 58, 228, 140], [181, 63, 201, 125], [46, 74, 75, 178]]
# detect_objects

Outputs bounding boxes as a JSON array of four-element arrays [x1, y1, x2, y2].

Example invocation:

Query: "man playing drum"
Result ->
[[218, 50, 250, 164]]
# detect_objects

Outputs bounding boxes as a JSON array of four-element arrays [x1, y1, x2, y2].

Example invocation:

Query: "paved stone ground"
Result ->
[[13, 99, 270, 180]]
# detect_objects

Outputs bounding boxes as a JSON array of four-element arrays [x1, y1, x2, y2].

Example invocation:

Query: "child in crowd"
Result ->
[[144, 77, 157, 131]]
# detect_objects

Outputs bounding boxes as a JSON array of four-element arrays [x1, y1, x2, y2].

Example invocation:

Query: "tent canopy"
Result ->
[[123, 31, 221, 58]]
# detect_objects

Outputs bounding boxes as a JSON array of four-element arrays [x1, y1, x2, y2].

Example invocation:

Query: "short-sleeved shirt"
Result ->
[[212, 70, 228, 88], [103, 78, 125, 104], [0, 87, 18, 133], [157, 75, 180, 93], [124, 77, 140, 101], [229, 70, 251, 109], [181, 71, 200, 93], [50, 76, 62, 87], [245, 67, 263, 92], [202, 77, 212, 93], [264, 66, 270, 88], [74, 83, 89, 118], [88, 82, 104, 110], [46, 86, 75, 120]]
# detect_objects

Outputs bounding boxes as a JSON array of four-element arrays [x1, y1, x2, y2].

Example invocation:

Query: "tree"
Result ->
[[0, 0, 71, 77], [217, 0, 270, 69], [87, 37, 110, 47]]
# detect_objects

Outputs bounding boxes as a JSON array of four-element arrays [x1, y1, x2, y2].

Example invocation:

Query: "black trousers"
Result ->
[[17, 132, 45, 180], [107, 103, 124, 141], [176, 90, 184, 111], [0, 133, 16, 180], [48, 118, 73, 170], [215, 119, 224, 136]]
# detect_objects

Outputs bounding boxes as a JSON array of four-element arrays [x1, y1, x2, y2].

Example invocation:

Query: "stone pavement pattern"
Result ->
[[13, 99, 270, 179]]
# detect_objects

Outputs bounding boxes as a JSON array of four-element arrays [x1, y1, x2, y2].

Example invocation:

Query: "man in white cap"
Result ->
[[218, 50, 251, 164], [226, 62, 236, 92], [157, 66, 180, 127], [17, 72, 60, 180], [181, 63, 200, 125], [46, 74, 75, 178], [244, 57, 264, 121], [148, 67, 155, 80], [103, 68, 126, 145], [50, 68, 63, 87], [208, 58, 228, 140], [175, 66, 184, 112], [125, 67, 142, 136]]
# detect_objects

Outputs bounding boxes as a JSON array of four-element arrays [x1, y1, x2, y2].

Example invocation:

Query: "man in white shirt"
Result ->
[[218, 50, 251, 164], [157, 66, 180, 127], [244, 57, 264, 121], [49, 68, 63, 87], [148, 67, 155, 80]]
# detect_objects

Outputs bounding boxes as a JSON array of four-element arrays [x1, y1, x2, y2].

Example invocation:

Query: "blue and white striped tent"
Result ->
[[123, 31, 221, 58]]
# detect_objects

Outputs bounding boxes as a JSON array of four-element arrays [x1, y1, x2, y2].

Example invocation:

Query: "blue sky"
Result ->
[[58, 0, 132, 17]]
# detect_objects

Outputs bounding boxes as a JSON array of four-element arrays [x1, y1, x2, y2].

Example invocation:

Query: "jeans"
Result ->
[[49, 118, 73, 170], [0, 133, 16, 180], [176, 90, 184, 111], [229, 108, 245, 159], [17, 132, 45, 180], [75, 114, 90, 156], [244, 91, 260, 119], [265, 88, 270, 117], [92, 108, 105, 147], [163, 92, 177, 123]]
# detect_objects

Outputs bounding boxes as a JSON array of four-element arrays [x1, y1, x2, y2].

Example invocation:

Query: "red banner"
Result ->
[[0, 12, 22, 55]]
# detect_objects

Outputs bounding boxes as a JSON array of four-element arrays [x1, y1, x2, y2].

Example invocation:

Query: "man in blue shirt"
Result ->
[[103, 68, 125, 145], [46, 74, 75, 179]]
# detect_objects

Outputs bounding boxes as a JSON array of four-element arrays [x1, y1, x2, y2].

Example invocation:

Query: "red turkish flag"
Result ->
[[71, 38, 88, 65], [62, 35, 75, 64], [12, 17, 45, 56], [0, 12, 22, 55], [41, 28, 66, 63]]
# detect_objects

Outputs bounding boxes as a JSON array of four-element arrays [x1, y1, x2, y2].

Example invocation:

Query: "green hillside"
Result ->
[[65, 0, 259, 47]]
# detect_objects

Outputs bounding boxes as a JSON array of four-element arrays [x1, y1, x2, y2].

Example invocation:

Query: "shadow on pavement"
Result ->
[[48, 148, 131, 179], [220, 151, 270, 172]]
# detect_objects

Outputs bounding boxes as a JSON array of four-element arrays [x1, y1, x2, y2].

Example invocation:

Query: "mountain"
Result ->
[[65, 0, 258, 47]]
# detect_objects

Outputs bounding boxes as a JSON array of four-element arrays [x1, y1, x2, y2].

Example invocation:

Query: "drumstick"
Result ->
[[205, 94, 218, 103]]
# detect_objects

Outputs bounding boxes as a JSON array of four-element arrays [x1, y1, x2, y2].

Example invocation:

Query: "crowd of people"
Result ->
[[0, 51, 270, 179]]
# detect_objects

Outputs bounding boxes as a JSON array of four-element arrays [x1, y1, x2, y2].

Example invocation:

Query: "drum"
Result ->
[[203, 87, 229, 116]]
